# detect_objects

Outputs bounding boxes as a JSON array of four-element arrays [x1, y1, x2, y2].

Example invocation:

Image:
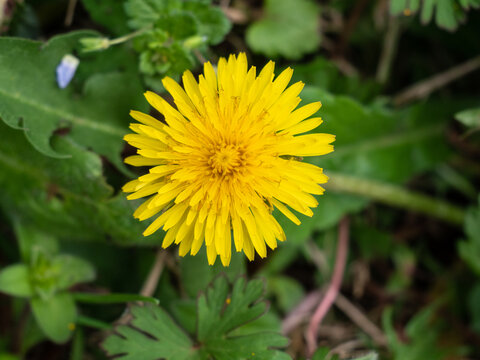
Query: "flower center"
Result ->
[[209, 144, 242, 176]]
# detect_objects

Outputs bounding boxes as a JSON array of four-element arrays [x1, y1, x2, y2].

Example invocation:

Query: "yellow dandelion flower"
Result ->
[[123, 53, 335, 266]]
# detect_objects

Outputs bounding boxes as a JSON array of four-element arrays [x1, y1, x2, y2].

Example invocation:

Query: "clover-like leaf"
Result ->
[[246, 0, 320, 59], [103, 276, 291, 360]]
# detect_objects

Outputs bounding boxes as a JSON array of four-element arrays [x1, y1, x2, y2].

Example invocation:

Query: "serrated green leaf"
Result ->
[[103, 305, 197, 360], [197, 277, 266, 340], [0, 264, 33, 297], [103, 277, 291, 360], [0, 31, 146, 171], [31, 292, 76, 344], [246, 0, 320, 59], [0, 120, 151, 245], [382, 304, 459, 360]]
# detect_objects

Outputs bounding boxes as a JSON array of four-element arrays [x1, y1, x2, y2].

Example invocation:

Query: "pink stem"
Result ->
[[306, 217, 350, 357]]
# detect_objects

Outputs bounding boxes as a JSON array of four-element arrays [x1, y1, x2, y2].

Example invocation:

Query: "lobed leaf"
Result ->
[[103, 277, 291, 360], [0, 31, 147, 172]]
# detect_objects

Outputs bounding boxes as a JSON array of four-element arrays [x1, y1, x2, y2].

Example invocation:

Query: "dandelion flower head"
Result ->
[[123, 53, 335, 266]]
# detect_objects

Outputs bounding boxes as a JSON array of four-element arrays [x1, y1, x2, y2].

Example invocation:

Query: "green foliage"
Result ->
[[31, 292, 77, 343], [0, 264, 33, 297], [103, 276, 291, 360], [468, 282, 480, 333], [275, 86, 455, 247], [383, 305, 460, 360], [455, 107, 480, 128], [81, 0, 130, 36], [0, 228, 94, 343], [0, 121, 153, 245], [246, 0, 321, 59], [390, 0, 480, 31], [118, 0, 231, 88], [458, 197, 480, 275], [0, 31, 146, 171]]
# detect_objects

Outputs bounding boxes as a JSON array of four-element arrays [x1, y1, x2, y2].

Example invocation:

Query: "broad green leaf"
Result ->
[[0, 120, 152, 245], [53, 255, 96, 291], [103, 277, 291, 360], [0, 264, 33, 297], [291, 57, 381, 102], [31, 292, 77, 344], [458, 196, 480, 275], [274, 87, 456, 247], [0, 122, 152, 244], [0, 31, 146, 171], [246, 0, 320, 59], [81, 0, 130, 36], [455, 107, 480, 128]]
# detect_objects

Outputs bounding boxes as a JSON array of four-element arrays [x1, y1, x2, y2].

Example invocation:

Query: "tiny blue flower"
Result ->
[[56, 54, 79, 89]]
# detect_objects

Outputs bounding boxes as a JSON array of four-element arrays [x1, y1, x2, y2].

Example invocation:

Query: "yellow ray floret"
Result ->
[[123, 53, 335, 266]]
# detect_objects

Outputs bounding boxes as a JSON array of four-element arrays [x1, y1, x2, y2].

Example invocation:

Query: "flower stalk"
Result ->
[[326, 172, 466, 225]]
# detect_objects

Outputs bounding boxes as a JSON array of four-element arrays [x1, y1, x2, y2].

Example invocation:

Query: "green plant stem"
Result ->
[[326, 172, 466, 225], [77, 315, 112, 330], [108, 26, 152, 46]]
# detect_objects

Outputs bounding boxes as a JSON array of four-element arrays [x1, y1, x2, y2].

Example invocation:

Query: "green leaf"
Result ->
[[458, 196, 480, 275], [455, 107, 480, 128], [53, 255, 96, 291], [390, 0, 479, 31], [183, 2, 231, 45], [103, 305, 197, 360], [103, 276, 291, 360], [382, 305, 460, 360], [267, 276, 304, 312], [180, 248, 246, 298], [31, 292, 77, 343], [246, 0, 320, 59], [81, 0, 130, 36], [468, 281, 480, 333], [13, 222, 58, 263], [0, 31, 147, 172], [0, 264, 33, 297], [0, 120, 150, 245], [274, 88, 456, 246]]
